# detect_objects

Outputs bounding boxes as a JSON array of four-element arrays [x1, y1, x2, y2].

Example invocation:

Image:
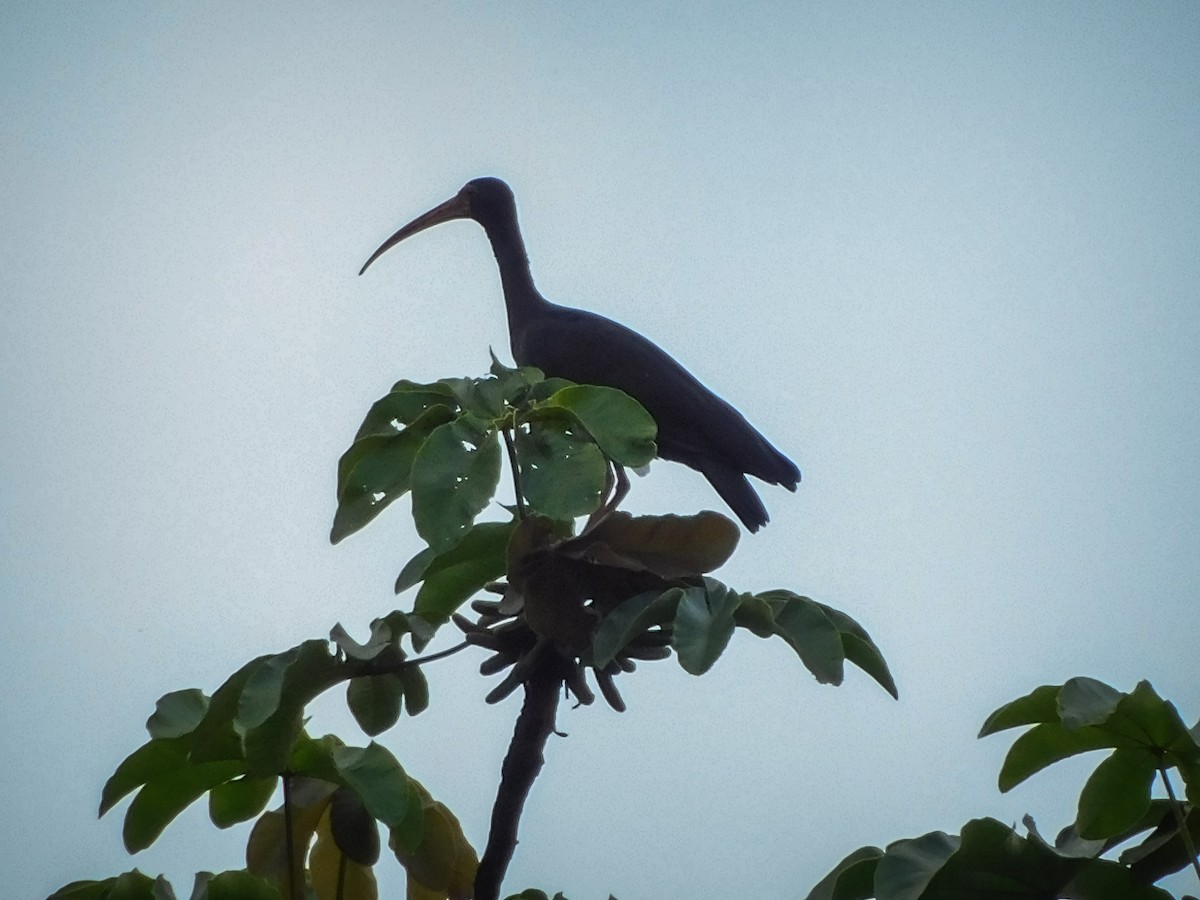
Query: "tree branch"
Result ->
[[474, 641, 563, 900]]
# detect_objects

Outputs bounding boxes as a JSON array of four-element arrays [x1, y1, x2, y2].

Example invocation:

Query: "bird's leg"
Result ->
[[584, 461, 629, 531]]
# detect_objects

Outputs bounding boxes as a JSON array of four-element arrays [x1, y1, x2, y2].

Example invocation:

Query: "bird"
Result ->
[[359, 177, 799, 532]]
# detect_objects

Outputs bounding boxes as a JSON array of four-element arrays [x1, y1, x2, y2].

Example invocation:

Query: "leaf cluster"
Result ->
[[809, 678, 1200, 900], [56, 629, 476, 900]]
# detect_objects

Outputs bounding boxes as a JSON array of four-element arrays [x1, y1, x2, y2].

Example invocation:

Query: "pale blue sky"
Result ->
[[3, 3, 1199, 898]]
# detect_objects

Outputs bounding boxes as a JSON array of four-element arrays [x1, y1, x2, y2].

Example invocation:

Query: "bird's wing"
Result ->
[[514, 308, 799, 489]]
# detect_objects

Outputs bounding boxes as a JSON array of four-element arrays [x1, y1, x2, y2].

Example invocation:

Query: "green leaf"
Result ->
[[101, 738, 190, 817], [514, 419, 607, 520], [592, 589, 681, 669], [817, 603, 897, 699], [979, 684, 1062, 737], [189, 656, 270, 764], [145, 689, 209, 739], [333, 405, 456, 544], [192, 871, 282, 900], [524, 377, 576, 404], [239, 641, 344, 774], [672, 580, 739, 675], [395, 546, 437, 594], [412, 520, 516, 623], [1059, 677, 1124, 730], [330, 785, 382, 866], [410, 417, 503, 553], [208, 774, 278, 828], [333, 743, 416, 833], [1122, 805, 1200, 884], [1075, 747, 1157, 840], [347, 674, 405, 737], [768, 594, 844, 686], [354, 382, 457, 440], [803, 846, 882, 900], [998, 722, 1114, 792], [399, 664, 430, 716], [874, 830, 959, 900], [537, 384, 656, 467], [123, 758, 246, 852], [49, 871, 171, 900]]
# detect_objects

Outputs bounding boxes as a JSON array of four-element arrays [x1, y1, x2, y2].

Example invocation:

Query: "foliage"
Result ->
[[807, 678, 1200, 900], [55, 360, 894, 900]]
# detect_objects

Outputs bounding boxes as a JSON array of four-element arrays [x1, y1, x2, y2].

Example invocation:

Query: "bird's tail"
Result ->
[[700, 464, 770, 533]]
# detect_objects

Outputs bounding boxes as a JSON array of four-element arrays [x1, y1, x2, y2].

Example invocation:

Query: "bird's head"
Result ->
[[359, 177, 517, 275]]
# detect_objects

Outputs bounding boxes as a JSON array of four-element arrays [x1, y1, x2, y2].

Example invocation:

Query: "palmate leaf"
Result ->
[[982, 678, 1200, 841], [809, 818, 1177, 900]]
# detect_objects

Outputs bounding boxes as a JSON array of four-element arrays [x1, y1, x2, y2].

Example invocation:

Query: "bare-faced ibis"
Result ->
[[359, 177, 800, 531]]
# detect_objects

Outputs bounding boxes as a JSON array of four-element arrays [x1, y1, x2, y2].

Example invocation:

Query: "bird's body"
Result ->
[[360, 177, 799, 531]]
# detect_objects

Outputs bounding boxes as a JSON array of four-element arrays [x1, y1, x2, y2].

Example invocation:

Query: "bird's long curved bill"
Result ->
[[358, 191, 472, 275]]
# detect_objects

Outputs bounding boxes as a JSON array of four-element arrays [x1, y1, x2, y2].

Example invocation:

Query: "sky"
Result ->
[[2, 3, 1199, 898]]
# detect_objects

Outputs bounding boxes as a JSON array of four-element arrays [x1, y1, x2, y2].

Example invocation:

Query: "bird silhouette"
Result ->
[[360, 177, 799, 531]]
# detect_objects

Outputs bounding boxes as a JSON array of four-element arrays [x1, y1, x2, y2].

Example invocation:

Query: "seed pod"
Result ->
[[484, 666, 526, 704], [621, 644, 672, 661], [479, 651, 517, 676], [470, 599, 503, 616], [562, 661, 595, 706], [594, 668, 626, 713]]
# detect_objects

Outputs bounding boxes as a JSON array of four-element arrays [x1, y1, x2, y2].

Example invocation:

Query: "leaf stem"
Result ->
[[282, 772, 302, 900], [408, 640, 471, 666], [1159, 763, 1200, 882], [502, 424, 526, 518]]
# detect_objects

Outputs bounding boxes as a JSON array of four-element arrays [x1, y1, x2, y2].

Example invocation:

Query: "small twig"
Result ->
[[1159, 763, 1200, 882], [474, 641, 563, 900], [408, 640, 471, 666], [502, 424, 527, 518], [342, 640, 472, 679]]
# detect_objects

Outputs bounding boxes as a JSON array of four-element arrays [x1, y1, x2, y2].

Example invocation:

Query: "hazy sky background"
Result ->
[[3, 3, 1198, 898]]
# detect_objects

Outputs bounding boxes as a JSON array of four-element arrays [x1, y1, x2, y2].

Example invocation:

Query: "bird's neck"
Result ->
[[481, 217, 548, 328]]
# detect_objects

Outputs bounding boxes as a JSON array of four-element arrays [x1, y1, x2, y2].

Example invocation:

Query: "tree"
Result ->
[[52, 358, 893, 900]]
